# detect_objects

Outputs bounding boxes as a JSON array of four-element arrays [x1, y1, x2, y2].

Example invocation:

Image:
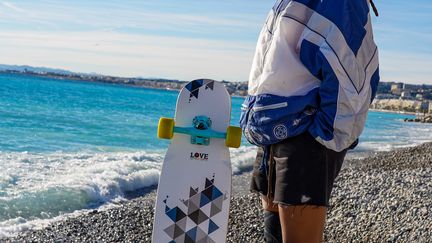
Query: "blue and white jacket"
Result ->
[[240, 0, 380, 152]]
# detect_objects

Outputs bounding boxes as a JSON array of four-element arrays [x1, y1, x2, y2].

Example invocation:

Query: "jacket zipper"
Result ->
[[252, 102, 288, 112]]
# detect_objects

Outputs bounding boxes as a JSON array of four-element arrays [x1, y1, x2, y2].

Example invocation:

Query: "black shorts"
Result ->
[[250, 132, 347, 207]]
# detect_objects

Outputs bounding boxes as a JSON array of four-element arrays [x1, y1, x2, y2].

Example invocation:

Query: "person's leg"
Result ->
[[261, 196, 282, 243], [270, 132, 346, 243], [278, 205, 326, 243], [250, 147, 283, 243]]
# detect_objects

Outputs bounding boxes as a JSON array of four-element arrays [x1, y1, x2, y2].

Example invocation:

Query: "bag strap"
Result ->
[[370, 0, 379, 17]]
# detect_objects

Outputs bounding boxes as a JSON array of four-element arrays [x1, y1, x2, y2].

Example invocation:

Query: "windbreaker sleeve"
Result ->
[[291, 0, 380, 151]]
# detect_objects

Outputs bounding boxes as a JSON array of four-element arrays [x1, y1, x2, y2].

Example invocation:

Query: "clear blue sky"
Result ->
[[0, 0, 431, 84]]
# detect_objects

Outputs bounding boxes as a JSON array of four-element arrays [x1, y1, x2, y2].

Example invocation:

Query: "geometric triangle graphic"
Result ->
[[166, 206, 187, 222], [200, 193, 211, 207], [177, 217, 188, 231], [185, 79, 204, 100], [166, 208, 178, 222], [164, 224, 176, 239], [211, 186, 223, 201], [176, 208, 187, 222], [190, 187, 198, 197], [188, 209, 200, 225], [205, 80, 214, 90], [189, 209, 209, 225], [197, 235, 216, 243], [197, 210, 209, 225], [202, 186, 214, 201], [213, 196, 224, 211], [189, 193, 200, 209], [185, 79, 204, 92], [185, 233, 194, 243], [174, 234, 185, 243], [186, 226, 198, 241], [162, 173, 227, 242], [200, 201, 212, 218], [208, 219, 219, 234], [210, 201, 222, 217], [205, 178, 213, 188], [174, 224, 185, 239], [187, 200, 199, 215], [196, 226, 207, 242], [182, 199, 189, 207], [190, 89, 199, 100]]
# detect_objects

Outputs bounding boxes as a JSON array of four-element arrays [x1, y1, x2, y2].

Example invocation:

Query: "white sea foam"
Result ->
[[0, 150, 164, 238], [230, 146, 258, 174], [0, 146, 259, 238]]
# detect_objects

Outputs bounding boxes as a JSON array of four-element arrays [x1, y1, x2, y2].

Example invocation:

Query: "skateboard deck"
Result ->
[[152, 79, 237, 243]]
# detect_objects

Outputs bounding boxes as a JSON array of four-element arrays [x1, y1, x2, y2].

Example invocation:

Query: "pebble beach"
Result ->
[[4, 143, 432, 242]]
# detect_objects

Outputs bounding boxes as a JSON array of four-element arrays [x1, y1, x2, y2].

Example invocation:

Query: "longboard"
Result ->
[[152, 79, 241, 243]]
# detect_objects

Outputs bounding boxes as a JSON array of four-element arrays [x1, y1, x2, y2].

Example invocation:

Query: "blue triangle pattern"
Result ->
[[208, 219, 219, 234], [186, 226, 198, 241], [211, 186, 223, 200], [200, 193, 211, 207], [166, 207, 177, 222], [185, 80, 204, 92]]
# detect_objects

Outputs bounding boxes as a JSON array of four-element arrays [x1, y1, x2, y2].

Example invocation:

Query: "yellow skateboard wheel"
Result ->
[[225, 126, 242, 148], [158, 118, 174, 139]]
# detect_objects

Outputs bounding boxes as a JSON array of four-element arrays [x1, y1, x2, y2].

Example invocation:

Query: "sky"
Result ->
[[0, 0, 431, 84]]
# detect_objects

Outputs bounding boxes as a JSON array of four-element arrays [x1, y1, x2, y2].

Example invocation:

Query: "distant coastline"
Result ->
[[0, 65, 248, 97]]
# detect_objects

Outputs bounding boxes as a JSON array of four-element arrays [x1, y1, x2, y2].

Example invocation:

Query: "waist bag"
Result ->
[[239, 89, 319, 146]]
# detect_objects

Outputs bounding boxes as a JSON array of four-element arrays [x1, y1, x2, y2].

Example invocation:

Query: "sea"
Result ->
[[1, 73, 431, 237]]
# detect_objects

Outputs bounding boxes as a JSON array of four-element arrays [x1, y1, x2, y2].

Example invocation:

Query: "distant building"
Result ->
[[416, 94, 424, 100], [376, 94, 398, 99], [391, 83, 403, 91], [391, 83, 403, 96], [401, 91, 414, 99]]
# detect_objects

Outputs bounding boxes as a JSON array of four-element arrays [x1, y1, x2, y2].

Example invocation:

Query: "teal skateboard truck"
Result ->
[[157, 116, 241, 148]]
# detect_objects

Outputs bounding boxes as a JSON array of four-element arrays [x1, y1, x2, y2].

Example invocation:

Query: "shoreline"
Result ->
[[3, 142, 432, 242], [368, 108, 418, 116], [0, 72, 249, 97]]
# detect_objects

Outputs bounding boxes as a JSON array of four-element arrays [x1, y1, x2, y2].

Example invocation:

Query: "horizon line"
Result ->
[[0, 63, 431, 86]]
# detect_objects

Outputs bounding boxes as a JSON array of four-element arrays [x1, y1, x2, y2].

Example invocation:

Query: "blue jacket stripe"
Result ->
[[300, 41, 339, 141], [370, 67, 380, 102], [283, 1, 376, 94], [293, 0, 369, 55]]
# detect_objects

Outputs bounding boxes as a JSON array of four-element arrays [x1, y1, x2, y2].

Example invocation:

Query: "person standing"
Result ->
[[240, 0, 380, 242]]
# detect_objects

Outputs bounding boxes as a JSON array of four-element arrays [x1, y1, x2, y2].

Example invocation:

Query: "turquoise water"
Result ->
[[0, 73, 431, 237], [0, 74, 244, 153]]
